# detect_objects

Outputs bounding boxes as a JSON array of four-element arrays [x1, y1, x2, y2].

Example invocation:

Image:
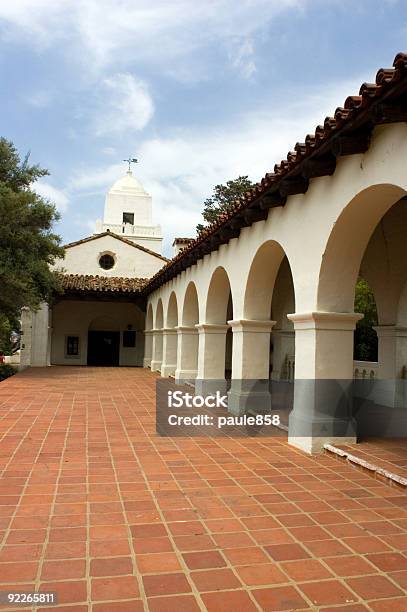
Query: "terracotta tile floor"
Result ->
[[333, 439, 407, 480], [0, 366, 406, 611]]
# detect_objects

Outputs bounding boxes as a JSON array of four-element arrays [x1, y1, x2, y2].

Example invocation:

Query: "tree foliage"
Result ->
[[0, 138, 64, 353], [196, 175, 254, 233], [354, 278, 378, 361]]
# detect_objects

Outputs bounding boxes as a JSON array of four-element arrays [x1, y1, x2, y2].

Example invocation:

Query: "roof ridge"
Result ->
[[63, 231, 169, 262]]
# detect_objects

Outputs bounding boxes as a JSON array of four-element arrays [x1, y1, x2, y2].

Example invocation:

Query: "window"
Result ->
[[123, 212, 134, 225], [99, 253, 115, 270], [123, 330, 136, 348], [66, 336, 79, 356]]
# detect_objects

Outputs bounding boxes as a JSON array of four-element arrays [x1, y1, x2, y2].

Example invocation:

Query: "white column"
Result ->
[[150, 328, 163, 372], [160, 328, 178, 377], [46, 307, 52, 367], [373, 325, 407, 408], [288, 311, 362, 454], [195, 324, 229, 395], [271, 329, 295, 380], [175, 326, 198, 383], [31, 303, 51, 367], [143, 330, 153, 368], [227, 319, 276, 416]]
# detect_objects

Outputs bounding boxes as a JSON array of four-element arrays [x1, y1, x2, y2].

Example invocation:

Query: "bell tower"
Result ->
[[95, 162, 163, 254]]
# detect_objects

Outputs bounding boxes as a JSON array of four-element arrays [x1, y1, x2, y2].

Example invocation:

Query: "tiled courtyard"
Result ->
[[0, 367, 407, 611]]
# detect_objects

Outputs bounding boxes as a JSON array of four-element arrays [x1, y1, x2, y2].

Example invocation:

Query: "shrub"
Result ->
[[0, 364, 17, 381]]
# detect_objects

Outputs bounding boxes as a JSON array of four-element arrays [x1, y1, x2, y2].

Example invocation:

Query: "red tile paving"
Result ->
[[0, 366, 407, 611]]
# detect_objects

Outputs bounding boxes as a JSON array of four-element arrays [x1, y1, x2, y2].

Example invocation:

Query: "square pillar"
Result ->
[[175, 326, 198, 383], [150, 328, 163, 372], [288, 311, 362, 454], [195, 324, 229, 395], [372, 325, 407, 409], [227, 319, 275, 416], [160, 328, 178, 377], [271, 329, 295, 381], [143, 330, 153, 368]]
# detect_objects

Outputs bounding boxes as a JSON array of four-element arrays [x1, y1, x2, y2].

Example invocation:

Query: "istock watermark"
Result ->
[[156, 379, 288, 437], [167, 389, 228, 409]]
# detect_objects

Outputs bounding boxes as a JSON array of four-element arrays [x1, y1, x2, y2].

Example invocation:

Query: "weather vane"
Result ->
[[123, 157, 138, 173]]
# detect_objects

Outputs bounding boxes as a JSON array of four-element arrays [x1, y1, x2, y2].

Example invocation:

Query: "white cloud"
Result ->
[[0, 0, 308, 78], [25, 90, 53, 108], [92, 73, 154, 136], [35, 181, 69, 213], [68, 75, 362, 256], [229, 39, 257, 79]]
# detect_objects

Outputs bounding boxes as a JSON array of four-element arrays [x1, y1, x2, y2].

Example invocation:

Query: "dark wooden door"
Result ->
[[87, 331, 120, 366]]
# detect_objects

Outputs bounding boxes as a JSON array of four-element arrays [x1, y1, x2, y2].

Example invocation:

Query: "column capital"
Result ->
[[161, 327, 178, 334], [288, 311, 363, 331], [373, 325, 407, 338], [227, 319, 276, 333], [195, 323, 229, 334], [151, 327, 163, 334], [175, 325, 198, 334], [143, 329, 153, 335]]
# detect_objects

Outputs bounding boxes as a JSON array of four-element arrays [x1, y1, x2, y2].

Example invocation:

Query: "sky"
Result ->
[[0, 0, 405, 256]]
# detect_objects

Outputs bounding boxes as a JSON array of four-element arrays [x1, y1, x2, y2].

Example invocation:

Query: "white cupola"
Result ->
[[95, 169, 163, 254]]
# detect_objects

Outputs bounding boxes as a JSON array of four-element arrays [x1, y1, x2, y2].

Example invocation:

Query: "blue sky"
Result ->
[[0, 0, 405, 255]]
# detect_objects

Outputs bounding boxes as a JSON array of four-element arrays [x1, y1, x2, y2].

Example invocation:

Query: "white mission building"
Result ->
[[20, 170, 168, 368], [21, 53, 407, 454]]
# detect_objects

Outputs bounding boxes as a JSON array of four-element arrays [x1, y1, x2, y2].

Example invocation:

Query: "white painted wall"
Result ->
[[147, 124, 407, 331], [20, 304, 50, 367], [55, 234, 165, 278]]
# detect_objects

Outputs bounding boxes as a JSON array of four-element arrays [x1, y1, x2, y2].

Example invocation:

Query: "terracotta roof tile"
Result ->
[[143, 52, 407, 295], [60, 274, 147, 293], [173, 237, 194, 245]]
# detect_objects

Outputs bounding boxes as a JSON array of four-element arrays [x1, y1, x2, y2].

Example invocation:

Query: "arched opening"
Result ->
[[167, 292, 178, 328], [204, 267, 233, 381], [182, 282, 199, 326], [146, 304, 153, 330], [161, 292, 178, 377], [87, 315, 120, 366], [353, 278, 378, 363], [314, 185, 407, 441], [244, 241, 286, 320], [317, 184, 406, 312], [228, 241, 295, 417], [144, 303, 154, 368], [176, 282, 199, 381], [151, 299, 163, 371]]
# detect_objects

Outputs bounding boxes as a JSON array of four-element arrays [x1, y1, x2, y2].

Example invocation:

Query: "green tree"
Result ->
[[196, 175, 254, 234], [0, 138, 64, 353], [354, 278, 378, 361]]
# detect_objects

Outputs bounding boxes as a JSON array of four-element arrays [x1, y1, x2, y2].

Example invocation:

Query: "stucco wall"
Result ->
[[147, 124, 407, 328], [50, 300, 145, 366], [55, 234, 166, 278]]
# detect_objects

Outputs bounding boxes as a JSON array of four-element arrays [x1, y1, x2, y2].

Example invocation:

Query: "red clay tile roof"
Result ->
[[64, 231, 169, 262], [144, 52, 407, 295], [60, 274, 147, 293], [173, 237, 194, 245]]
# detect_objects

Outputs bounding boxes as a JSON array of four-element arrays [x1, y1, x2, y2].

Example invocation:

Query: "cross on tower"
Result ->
[[123, 157, 138, 173]]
